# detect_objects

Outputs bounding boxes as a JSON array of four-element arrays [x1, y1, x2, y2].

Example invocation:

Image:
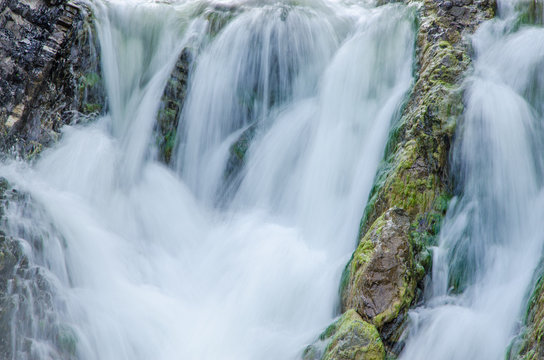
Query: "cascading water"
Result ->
[[400, 2, 544, 359], [0, 1, 416, 359]]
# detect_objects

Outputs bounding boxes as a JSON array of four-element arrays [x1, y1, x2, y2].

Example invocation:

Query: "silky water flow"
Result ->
[[0, 1, 416, 359]]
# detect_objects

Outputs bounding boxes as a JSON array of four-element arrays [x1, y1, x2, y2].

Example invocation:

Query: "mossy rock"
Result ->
[[341, 208, 416, 343], [155, 48, 193, 164], [303, 310, 385, 360]]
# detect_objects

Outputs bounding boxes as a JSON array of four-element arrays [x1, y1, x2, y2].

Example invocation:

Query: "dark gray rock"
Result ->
[[0, 0, 104, 159]]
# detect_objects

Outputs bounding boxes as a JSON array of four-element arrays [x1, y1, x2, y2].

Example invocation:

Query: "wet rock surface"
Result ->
[[341, 209, 415, 339], [0, 178, 26, 358], [0, 177, 76, 359], [155, 48, 193, 165], [0, 0, 104, 159]]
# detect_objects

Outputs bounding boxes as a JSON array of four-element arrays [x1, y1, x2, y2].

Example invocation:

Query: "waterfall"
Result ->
[[0, 1, 415, 359], [400, 3, 544, 359]]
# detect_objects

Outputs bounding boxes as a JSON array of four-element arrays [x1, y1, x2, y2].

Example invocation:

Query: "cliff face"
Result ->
[[0, 0, 103, 159]]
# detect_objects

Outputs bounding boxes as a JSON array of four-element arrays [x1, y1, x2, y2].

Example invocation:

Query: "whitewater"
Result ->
[[0, 1, 416, 359]]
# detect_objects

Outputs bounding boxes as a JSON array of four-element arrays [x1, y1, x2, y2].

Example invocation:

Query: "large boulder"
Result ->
[[341, 208, 416, 352]]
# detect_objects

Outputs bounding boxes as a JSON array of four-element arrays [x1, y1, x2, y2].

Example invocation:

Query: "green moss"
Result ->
[[350, 215, 385, 286], [304, 310, 385, 360], [82, 103, 102, 114], [78, 72, 101, 93], [510, 267, 544, 360]]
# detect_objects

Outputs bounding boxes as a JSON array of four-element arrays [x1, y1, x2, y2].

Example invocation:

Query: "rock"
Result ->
[[509, 271, 544, 360], [341, 209, 416, 351], [154, 5, 242, 166], [204, 4, 239, 37], [0, 178, 26, 358], [303, 310, 385, 360], [223, 123, 256, 182], [0, 0, 104, 159], [155, 48, 193, 165], [0, 178, 78, 359]]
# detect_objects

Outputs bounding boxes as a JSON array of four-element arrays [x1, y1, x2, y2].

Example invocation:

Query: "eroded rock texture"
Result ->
[[0, 0, 103, 159], [341, 208, 415, 352]]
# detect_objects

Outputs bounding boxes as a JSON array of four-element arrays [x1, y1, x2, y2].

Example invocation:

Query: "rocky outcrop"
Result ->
[[0, 0, 104, 159], [303, 310, 385, 360], [313, 0, 496, 358]]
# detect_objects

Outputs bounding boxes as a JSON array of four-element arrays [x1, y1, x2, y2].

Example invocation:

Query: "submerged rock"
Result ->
[[223, 123, 257, 184], [303, 310, 385, 360], [0, 179, 26, 358]]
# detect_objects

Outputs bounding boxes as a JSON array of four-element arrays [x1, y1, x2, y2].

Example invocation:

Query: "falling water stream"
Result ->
[[400, 2, 544, 359], [0, 1, 416, 359]]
